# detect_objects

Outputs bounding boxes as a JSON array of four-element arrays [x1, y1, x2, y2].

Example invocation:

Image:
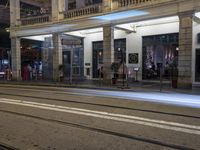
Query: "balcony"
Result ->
[[17, 0, 176, 26], [118, 0, 173, 8], [63, 4, 102, 19], [20, 15, 50, 26]]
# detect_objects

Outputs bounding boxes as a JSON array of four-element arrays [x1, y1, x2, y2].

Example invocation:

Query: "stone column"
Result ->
[[52, 33, 63, 81], [103, 25, 114, 85], [103, 0, 112, 12], [65, 0, 68, 11], [178, 11, 194, 88], [52, 0, 65, 21], [10, 0, 20, 26], [11, 38, 21, 80], [76, 0, 85, 9]]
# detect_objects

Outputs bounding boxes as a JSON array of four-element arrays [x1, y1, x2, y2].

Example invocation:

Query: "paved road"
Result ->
[[0, 84, 199, 150]]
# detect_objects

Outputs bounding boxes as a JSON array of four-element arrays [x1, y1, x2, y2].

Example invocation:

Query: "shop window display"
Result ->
[[142, 33, 178, 80]]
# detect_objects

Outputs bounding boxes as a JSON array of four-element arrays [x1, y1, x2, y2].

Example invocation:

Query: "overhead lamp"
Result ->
[[91, 10, 149, 21]]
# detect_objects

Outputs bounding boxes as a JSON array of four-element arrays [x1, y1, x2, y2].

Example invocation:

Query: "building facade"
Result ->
[[0, 0, 10, 74], [9, 0, 200, 89]]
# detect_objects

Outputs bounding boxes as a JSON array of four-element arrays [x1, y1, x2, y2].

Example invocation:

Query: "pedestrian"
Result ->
[[6, 67, 11, 80], [4, 66, 11, 81], [32, 66, 37, 80]]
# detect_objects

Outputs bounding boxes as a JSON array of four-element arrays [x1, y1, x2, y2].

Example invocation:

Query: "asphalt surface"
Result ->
[[0, 84, 199, 150]]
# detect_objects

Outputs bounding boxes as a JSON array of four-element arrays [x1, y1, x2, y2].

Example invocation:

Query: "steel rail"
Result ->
[[0, 109, 196, 150]]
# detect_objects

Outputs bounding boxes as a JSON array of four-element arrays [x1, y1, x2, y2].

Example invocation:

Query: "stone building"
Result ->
[[8, 0, 200, 89], [0, 0, 10, 72]]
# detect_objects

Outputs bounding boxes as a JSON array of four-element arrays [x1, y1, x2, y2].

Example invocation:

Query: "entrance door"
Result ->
[[92, 41, 103, 78], [63, 48, 84, 81], [196, 49, 200, 82], [63, 50, 71, 79], [92, 39, 126, 79]]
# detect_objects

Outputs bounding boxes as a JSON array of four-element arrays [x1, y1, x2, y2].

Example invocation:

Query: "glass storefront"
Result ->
[[62, 36, 84, 81], [142, 33, 179, 80], [92, 39, 126, 78], [42, 36, 84, 81], [92, 41, 103, 78]]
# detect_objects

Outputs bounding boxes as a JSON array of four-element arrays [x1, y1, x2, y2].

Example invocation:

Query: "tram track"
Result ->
[[0, 109, 196, 150], [0, 142, 19, 150], [0, 91, 199, 120], [0, 87, 199, 149]]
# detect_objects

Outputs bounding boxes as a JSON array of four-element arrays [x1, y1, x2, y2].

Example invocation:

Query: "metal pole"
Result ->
[[122, 50, 125, 87], [160, 66, 163, 92], [70, 49, 73, 84], [97, 52, 101, 86]]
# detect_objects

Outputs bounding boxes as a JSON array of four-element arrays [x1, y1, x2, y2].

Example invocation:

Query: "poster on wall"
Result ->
[[129, 53, 139, 64]]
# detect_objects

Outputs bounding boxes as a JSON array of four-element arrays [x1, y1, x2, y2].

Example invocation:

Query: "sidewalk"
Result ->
[[0, 79, 199, 95]]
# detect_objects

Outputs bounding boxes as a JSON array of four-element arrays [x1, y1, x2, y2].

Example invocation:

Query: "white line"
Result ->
[[0, 98, 200, 135]]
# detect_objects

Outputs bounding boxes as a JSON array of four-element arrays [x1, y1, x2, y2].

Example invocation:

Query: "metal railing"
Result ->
[[16, 0, 175, 26], [119, 0, 156, 7], [64, 4, 102, 19], [20, 15, 50, 25]]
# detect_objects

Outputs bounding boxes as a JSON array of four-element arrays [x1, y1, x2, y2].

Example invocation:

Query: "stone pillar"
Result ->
[[52, 33, 63, 81], [76, 0, 85, 9], [52, 0, 65, 21], [11, 38, 21, 80], [178, 11, 194, 88], [103, 25, 114, 85], [103, 0, 111, 12], [65, 0, 68, 11], [10, 0, 20, 26]]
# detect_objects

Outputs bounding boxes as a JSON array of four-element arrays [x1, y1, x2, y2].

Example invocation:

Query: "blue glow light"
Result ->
[[92, 10, 149, 21], [70, 89, 200, 108]]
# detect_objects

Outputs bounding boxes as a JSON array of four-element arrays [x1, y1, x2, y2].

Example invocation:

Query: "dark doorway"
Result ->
[[92, 39, 126, 78], [196, 49, 200, 82], [92, 41, 103, 78]]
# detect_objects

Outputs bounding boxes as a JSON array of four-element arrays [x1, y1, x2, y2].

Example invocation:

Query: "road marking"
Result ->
[[0, 98, 200, 135]]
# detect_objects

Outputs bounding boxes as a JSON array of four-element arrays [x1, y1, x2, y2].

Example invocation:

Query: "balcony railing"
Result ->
[[20, 15, 50, 25], [17, 0, 176, 26], [64, 4, 102, 19], [118, 0, 174, 8], [119, 0, 157, 7]]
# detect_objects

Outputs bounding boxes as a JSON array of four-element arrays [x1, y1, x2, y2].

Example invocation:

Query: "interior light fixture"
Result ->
[[91, 10, 149, 21]]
